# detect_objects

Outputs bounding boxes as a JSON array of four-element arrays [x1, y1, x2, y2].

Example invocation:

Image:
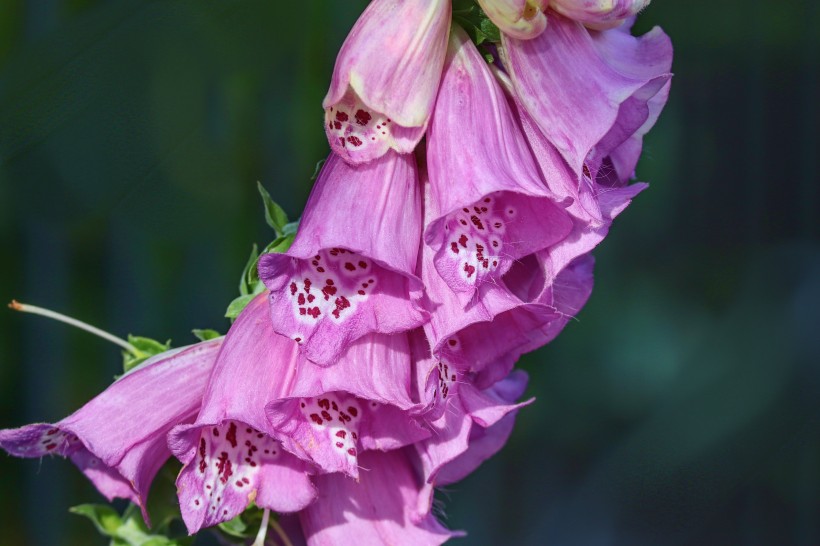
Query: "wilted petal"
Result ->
[[324, 0, 451, 164], [477, 0, 548, 39], [503, 13, 672, 179], [426, 27, 571, 297], [551, 0, 649, 30], [266, 333, 429, 478], [0, 340, 221, 524], [259, 152, 426, 366], [300, 450, 457, 546], [169, 294, 316, 534]]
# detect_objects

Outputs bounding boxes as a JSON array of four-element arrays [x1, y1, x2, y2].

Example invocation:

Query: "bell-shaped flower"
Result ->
[[266, 333, 430, 479], [412, 348, 532, 519], [323, 0, 451, 164], [168, 293, 317, 534], [423, 240, 595, 388], [550, 0, 649, 30], [514, 98, 648, 273], [476, 0, 548, 39], [502, 12, 672, 180], [259, 152, 427, 366], [0, 338, 222, 524], [425, 27, 571, 299], [297, 449, 459, 546]]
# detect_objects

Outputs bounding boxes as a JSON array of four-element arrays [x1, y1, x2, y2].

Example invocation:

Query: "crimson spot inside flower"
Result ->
[[287, 248, 378, 325], [325, 89, 392, 156], [300, 393, 362, 466], [440, 195, 510, 286], [187, 420, 281, 519]]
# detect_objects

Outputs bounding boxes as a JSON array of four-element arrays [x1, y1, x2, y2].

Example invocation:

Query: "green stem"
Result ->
[[8, 300, 143, 357]]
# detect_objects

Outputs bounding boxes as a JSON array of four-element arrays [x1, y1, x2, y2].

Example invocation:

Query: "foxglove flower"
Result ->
[[514, 98, 648, 272], [414, 361, 532, 519], [298, 449, 458, 546], [424, 242, 595, 387], [0, 339, 222, 524], [169, 294, 317, 534], [551, 0, 649, 29], [502, 12, 672, 179], [266, 332, 430, 478], [324, 0, 451, 164], [425, 26, 571, 298], [476, 0, 548, 39], [259, 152, 426, 366]]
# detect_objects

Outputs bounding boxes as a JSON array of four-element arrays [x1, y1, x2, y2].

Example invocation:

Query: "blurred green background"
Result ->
[[1, 0, 818, 544]]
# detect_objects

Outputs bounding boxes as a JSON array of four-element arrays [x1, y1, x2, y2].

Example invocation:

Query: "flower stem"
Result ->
[[251, 508, 271, 546], [269, 516, 294, 546], [8, 300, 142, 357]]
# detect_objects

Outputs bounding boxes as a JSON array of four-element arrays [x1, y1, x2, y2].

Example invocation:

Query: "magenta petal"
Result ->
[[300, 450, 457, 546], [168, 294, 316, 534], [323, 0, 450, 164], [259, 152, 426, 366], [0, 340, 221, 523], [504, 13, 672, 178], [266, 333, 429, 478], [425, 28, 571, 296]]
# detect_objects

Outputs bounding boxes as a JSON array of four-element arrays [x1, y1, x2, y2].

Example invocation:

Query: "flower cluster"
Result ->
[[1, 1, 671, 544]]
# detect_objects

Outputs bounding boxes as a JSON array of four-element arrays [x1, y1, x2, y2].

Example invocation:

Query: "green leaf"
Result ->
[[257, 181, 289, 236], [192, 328, 221, 341], [70, 504, 122, 537], [225, 294, 256, 320], [479, 17, 501, 43], [218, 515, 251, 538], [239, 243, 260, 297], [122, 335, 172, 373]]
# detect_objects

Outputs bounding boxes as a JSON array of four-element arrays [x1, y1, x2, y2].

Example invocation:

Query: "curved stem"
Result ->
[[8, 300, 142, 357], [269, 516, 295, 546]]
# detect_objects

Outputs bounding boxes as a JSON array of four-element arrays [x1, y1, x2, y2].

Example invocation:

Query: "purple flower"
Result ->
[[425, 26, 571, 298], [476, 0, 548, 39], [423, 243, 596, 388], [0, 338, 222, 524], [297, 449, 459, 546], [169, 293, 317, 534], [265, 332, 430, 478], [258, 152, 427, 366], [502, 12, 673, 180], [324, 0, 451, 164]]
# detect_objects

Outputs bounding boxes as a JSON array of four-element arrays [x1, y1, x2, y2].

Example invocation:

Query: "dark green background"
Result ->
[[1, 1, 818, 544]]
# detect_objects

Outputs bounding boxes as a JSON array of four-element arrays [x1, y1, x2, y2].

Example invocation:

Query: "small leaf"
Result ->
[[192, 328, 221, 341], [70, 504, 122, 537], [257, 181, 289, 236], [122, 335, 172, 373], [225, 294, 256, 320], [479, 17, 501, 43], [239, 244, 260, 297], [218, 514, 251, 538]]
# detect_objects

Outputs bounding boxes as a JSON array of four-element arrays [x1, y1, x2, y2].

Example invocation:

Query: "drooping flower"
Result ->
[[297, 449, 459, 546], [502, 11, 673, 180], [550, 0, 649, 30], [423, 242, 595, 388], [324, 0, 451, 164], [476, 0, 548, 39], [258, 152, 427, 366], [425, 26, 571, 298], [266, 332, 430, 478], [0, 338, 223, 524], [169, 293, 317, 534]]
